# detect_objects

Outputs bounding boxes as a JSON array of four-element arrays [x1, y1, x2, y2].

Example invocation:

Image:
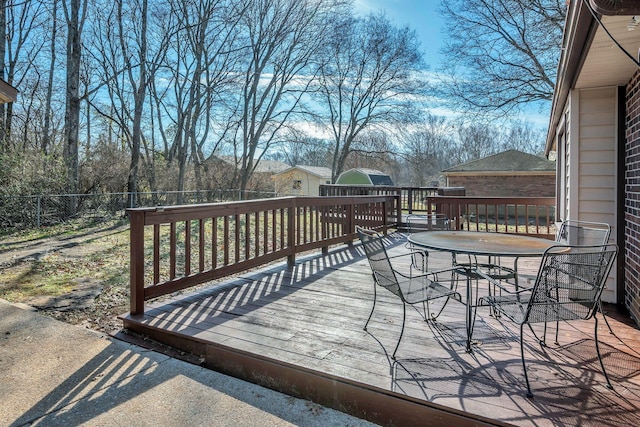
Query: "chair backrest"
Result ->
[[356, 226, 401, 297], [406, 213, 449, 233], [525, 243, 618, 324], [556, 220, 611, 246]]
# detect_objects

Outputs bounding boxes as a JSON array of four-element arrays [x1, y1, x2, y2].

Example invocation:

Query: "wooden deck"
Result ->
[[120, 232, 640, 426]]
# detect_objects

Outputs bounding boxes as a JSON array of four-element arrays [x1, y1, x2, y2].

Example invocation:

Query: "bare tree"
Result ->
[[0, 1, 50, 149], [88, 0, 175, 201], [450, 122, 503, 165], [228, 0, 344, 197], [438, 0, 565, 116], [42, 0, 60, 154], [162, 0, 244, 199], [0, 0, 8, 149], [126, 0, 147, 205], [276, 133, 332, 167], [315, 12, 425, 182], [62, 0, 88, 200], [501, 121, 546, 155], [402, 114, 452, 186]]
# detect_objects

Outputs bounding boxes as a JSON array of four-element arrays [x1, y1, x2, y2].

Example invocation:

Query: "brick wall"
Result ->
[[446, 175, 556, 197], [626, 71, 640, 324]]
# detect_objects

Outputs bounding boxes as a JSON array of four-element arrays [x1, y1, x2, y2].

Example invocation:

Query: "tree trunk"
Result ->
[[0, 0, 7, 151], [63, 0, 84, 215], [42, 0, 58, 154], [126, 0, 147, 208]]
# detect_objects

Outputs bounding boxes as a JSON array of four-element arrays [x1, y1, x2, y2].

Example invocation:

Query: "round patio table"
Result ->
[[407, 230, 556, 257], [407, 230, 557, 351]]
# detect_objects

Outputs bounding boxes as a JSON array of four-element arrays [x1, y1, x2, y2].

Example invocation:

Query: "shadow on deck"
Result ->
[[120, 233, 640, 427]]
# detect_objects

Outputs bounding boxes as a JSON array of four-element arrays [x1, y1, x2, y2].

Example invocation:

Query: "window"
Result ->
[[293, 180, 302, 190]]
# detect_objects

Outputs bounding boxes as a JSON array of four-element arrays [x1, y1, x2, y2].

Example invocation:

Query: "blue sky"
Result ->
[[353, 1, 550, 127], [354, 0, 445, 69]]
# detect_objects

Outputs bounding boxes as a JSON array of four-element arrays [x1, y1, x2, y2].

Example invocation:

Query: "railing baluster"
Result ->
[[170, 222, 176, 280], [185, 220, 191, 276], [199, 219, 205, 272], [235, 214, 240, 263], [280, 208, 285, 251], [245, 212, 250, 261], [153, 224, 160, 285], [224, 216, 229, 266], [212, 217, 218, 269], [263, 210, 268, 255]]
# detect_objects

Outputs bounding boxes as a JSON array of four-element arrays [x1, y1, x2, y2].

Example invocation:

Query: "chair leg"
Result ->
[[429, 269, 460, 321], [594, 315, 614, 390], [428, 297, 449, 320], [520, 323, 534, 398], [598, 301, 615, 335], [364, 281, 377, 331], [527, 323, 546, 347], [392, 303, 407, 360]]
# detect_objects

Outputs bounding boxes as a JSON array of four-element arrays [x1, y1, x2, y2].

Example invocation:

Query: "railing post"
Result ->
[[129, 209, 146, 315], [407, 188, 413, 213], [346, 202, 354, 240]]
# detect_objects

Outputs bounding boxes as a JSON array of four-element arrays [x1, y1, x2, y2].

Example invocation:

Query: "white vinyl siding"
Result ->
[[577, 88, 616, 226], [572, 87, 618, 302]]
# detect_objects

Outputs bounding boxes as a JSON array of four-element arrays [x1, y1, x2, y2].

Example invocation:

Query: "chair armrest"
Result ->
[[385, 251, 428, 277], [474, 268, 530, 295], [395, 265, 461, 281], [387, 251, 425, 262]]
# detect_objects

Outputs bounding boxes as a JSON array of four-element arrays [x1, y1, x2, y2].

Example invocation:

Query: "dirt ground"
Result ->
[[0, 222, 131, 334]]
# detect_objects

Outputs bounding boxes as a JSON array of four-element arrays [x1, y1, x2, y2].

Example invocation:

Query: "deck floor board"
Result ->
[[121, 233, 640, 426]]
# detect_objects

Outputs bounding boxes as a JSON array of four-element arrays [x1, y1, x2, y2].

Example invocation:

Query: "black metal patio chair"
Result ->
[[556, 219, 611, 246], [480, 243, 618, 398], [555, 219, 613, 337], [357, 226, 463, 359]]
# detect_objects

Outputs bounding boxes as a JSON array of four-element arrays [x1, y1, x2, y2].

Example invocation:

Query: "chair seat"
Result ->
[[398, 274, 460, 305], [481, 294, 591, 324]]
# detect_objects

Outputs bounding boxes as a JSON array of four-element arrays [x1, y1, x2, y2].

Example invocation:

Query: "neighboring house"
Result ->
[[545, 0, 640, 321], [336, 168, 394, 186], [273, 165, 332, 196], [215, 156, 290, 174], [212, 156, 290, 193], [442, 150, 556, 197]]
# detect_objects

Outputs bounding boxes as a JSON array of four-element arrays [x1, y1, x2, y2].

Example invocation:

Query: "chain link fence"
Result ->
[[0, 189, 277, 230]]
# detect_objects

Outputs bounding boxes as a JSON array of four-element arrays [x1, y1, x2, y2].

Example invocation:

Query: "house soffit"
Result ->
[[576, 15, 640, 89]]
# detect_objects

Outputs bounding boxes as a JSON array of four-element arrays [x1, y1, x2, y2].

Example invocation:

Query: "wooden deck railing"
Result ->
[[128, 192, 556, 314], [319, 185, 556, 237], [426, 196, 556, 238], [128, 195, 400, 314], [320, 184, 461, 212]]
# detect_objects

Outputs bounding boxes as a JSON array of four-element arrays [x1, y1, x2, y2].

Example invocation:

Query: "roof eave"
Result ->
[[545, 2, 598, 156], [0, 79, 17, 104]]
